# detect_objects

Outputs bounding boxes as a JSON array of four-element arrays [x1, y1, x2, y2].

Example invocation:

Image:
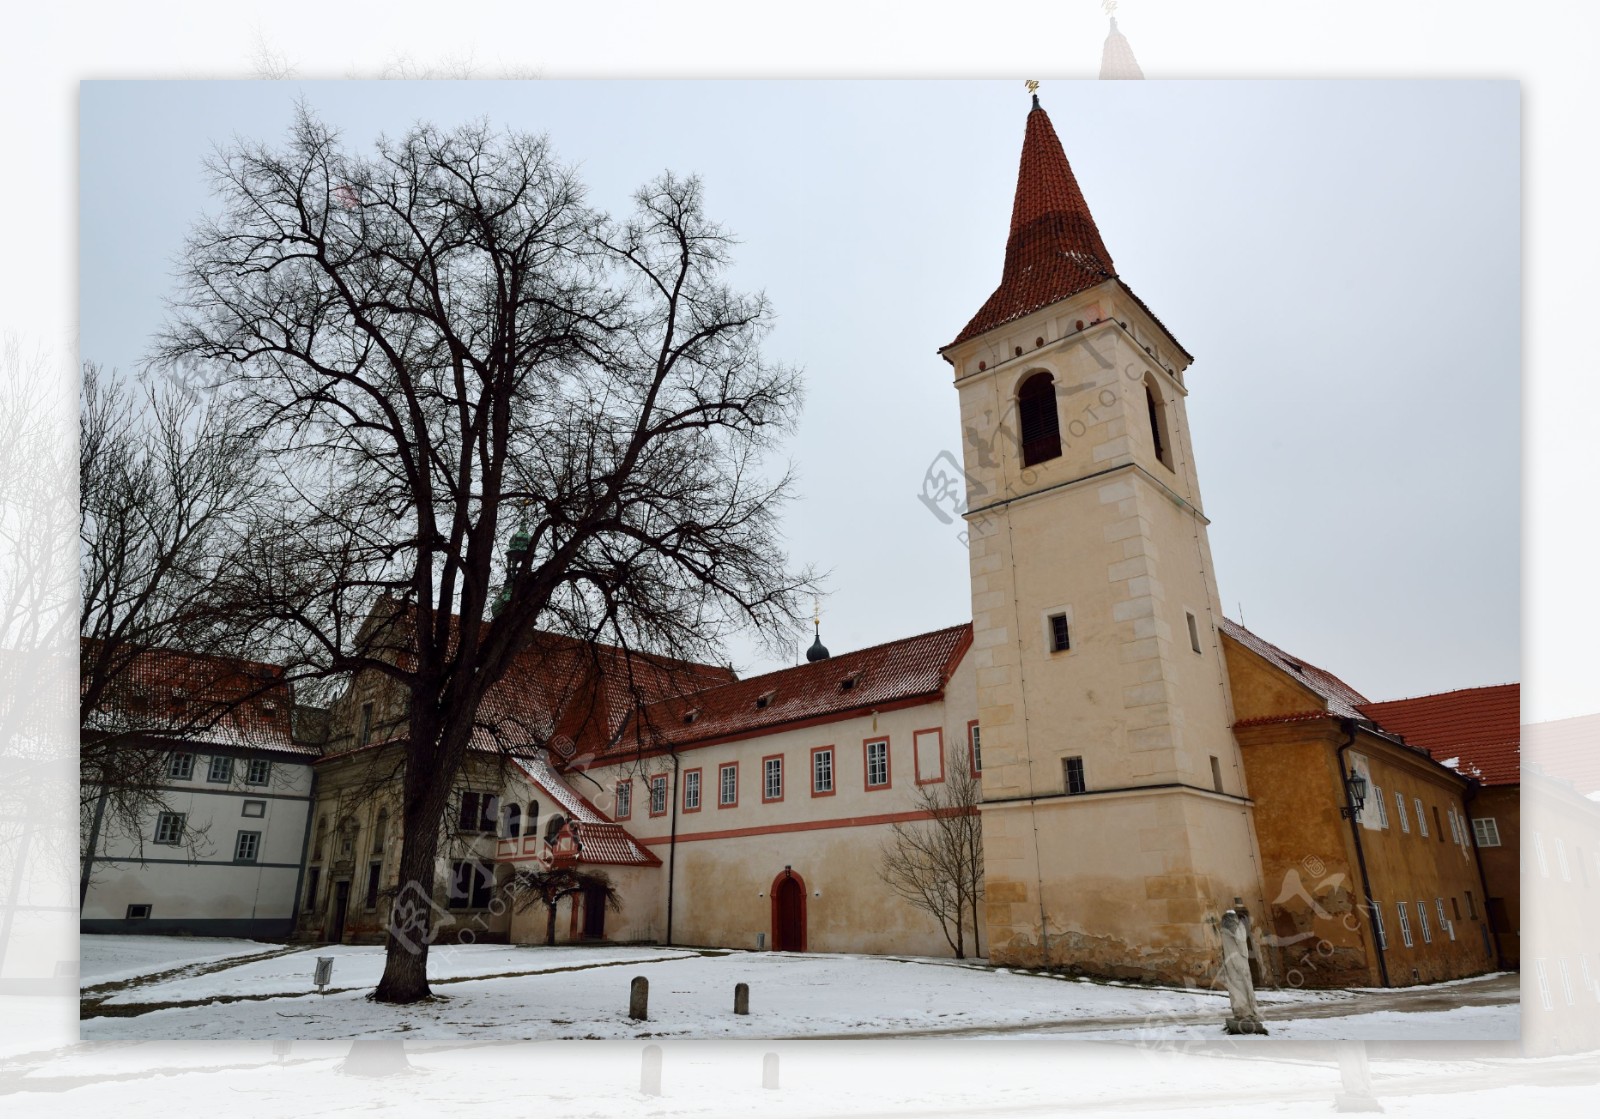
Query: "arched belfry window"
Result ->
[[1144, 373, 1174, 471], [1017, 371, 1061, 467]]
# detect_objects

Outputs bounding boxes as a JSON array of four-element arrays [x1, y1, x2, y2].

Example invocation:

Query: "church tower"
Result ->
[[942, 96, 1270, 983]]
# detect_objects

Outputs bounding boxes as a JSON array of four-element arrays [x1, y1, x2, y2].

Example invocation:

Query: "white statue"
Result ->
[[1220, 908, 1267, 1035]]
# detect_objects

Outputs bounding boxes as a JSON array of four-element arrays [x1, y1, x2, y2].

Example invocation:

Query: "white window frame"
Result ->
[[1416, 898, 1432, 943], [154, 811, 185, 846], [1373, 785, 1388, 828], [207, 755, 234, 784], [1559, 959, 1576, 1006], [1535, 832, 1549, 877], [1556, 837, 1571, 881], [720, 763, 738, 806], [1396, 901, 1413, 948], [1436, 897, 1454, 941], [764, 757, 783, 801], [683, 769, 701, 811], [245, 758, 272, 786], [1064, 755, 1086, 795], [1535, 959, 1553, 1010], [813, 748, 834, 794], [866, 739, 889, 789], [1395, 791, 1410, 834], [234, 830, 261, 863], [1414, 797, 1428, 837], [649, 775, 668, 816], [1369, 900, 1387, 950], [1473, 817, 1501, 847], [167, 752, 194, 780], [615, 781, 632, 819]]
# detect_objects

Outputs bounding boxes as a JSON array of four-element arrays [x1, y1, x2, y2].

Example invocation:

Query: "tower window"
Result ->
[[1048, 613, 1071, 653], [1144, 373, 1174, 471], [1186, 611, 1202, 653], [1210, 755, 1223, 793], [1017, 371, 1061, 466], [1063, 756, 1086, 795]]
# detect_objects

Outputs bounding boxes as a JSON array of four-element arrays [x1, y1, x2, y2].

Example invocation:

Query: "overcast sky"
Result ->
[[79, 79, 1518, 703]]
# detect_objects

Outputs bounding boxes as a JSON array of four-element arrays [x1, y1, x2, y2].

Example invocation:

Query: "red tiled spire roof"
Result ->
[[1100, 17, 1145, 80], [947, 101, 1119, 348]]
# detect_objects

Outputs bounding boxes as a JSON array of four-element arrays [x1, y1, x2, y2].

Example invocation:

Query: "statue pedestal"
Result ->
[[1333, 1092, 1385, 1113]]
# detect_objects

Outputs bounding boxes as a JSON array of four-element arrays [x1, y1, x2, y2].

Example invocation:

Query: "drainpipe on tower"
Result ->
[[1336, 718, 1390, 989], [665, 748, 680, 946]]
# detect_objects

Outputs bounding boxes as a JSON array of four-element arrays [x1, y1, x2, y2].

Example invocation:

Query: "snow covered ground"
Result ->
[[78, 936, 1519, 1042], [77, 934, 287, 986]]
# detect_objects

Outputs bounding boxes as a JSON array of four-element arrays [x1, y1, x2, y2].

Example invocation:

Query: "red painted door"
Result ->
[[773, 876, 804, 952]]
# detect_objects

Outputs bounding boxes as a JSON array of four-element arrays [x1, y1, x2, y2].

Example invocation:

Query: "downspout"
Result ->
[[1462, 780, 1502, 967], [665, 749, 680, 946], [1336, 718, 1389, 989]]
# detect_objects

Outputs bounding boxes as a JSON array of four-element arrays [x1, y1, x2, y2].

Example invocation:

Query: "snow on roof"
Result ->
[[81, 644, 314, 756], [1217, 617, 1371, 722], [511, 753, 658, 866], [592, 623, 973, 761]]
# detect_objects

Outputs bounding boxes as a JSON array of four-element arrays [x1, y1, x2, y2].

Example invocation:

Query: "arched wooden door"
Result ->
[[770, 869, 806, 952]]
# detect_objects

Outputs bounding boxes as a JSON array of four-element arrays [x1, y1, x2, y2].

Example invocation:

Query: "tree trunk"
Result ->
[[545, 900, 558, 946], [373, 732, 448, 1004]]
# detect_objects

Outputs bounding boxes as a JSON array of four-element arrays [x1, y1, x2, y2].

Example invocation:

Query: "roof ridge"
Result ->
[[714, 621, 973, 693], [1361, 683, 1521, 706], [1217, 616, 1371, 708]]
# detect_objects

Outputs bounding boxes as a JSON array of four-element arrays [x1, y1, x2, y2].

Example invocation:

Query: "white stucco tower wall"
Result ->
[[941, 99, 1270, 983]]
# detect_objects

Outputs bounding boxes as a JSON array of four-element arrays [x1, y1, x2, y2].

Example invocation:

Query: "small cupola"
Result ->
[[806, 619, 830, 663]]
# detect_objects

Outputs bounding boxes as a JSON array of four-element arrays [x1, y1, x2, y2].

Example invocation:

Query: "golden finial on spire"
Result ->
[[1025, 79, 1040, 95], [1102, 0, 1120, 14]]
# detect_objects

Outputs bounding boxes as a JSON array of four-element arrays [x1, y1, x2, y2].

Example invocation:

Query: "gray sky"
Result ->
[[80, 79, 1518, 703]]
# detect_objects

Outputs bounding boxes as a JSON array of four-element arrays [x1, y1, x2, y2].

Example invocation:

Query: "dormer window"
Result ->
[[1017, 371, 1061, 466], [683, 708, 700, 725], [839, 671, 861, 692], [755, 690, 776, 710]]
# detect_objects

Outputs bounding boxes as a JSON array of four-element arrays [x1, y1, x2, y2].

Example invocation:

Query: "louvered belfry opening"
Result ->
[[1018, 371, 1062, 466]]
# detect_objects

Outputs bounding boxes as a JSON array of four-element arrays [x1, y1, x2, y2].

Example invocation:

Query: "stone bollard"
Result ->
[[629, 975, 649, 1020], [762, 1052, 779, 1090], [641, 1044, 663, 1096], [734, 982, 750, 1015]]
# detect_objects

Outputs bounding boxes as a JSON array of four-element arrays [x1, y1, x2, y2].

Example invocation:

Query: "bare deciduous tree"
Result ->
[[155, 108, 809, 1003], [506, 865, 621, 947], [78, 361, 274, 894], [878, 755, 985, 959]]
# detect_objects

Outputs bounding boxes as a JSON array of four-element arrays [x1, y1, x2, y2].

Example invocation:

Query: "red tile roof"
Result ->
[[81, 643, 312, 756], [1523, 712, 1600, 796], [1359, 685, 1522, 788], [947, 104, 1118, 349], [511, 754, 660, 866], [1218, 617, 1372, 723], [590, 623, 974, 762]]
